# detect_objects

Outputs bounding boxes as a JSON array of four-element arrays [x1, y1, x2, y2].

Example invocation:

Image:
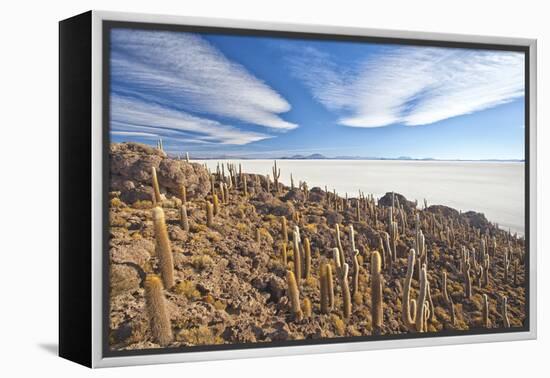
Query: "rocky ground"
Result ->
[[108, 142, 527, 351]]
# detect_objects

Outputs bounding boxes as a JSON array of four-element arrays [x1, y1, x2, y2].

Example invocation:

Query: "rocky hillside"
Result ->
[[108, 142, 526, 351]]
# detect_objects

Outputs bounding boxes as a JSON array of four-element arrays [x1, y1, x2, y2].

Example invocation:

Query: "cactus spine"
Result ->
[[151, 166, 162, 204], [144, 275, 173, 346], [180, 204, 189, 232], [152, 207, 174, 289], [371, 251, 383, 333], [287, 270, 303, 321]]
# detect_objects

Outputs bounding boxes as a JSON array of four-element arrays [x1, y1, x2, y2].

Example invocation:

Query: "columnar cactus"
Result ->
[[442, 271, 450, 304], [464, 262, 472, 299], [371, 251, 383, 333], [383, 232, 392, 274], [482, 254, 490, 287], [212, 194, 220, 216], [219, 182, 225, 204], [504, 247, 511, 283], [281, 216, 288, 245], [152, 207, 174, 289], [320, 264, 329, 314], [272, 160, 281, 193], [179, 184, 187, 204], [243, 174, 248, 197], [482, 294, 489, 328], [513, 259, 519, 286], [502, 296, 510, 328], [286, 270, 303, 321], [205, 201, 213, 228], [402, 249, 417, 331], [290, 173, 295, 190], [303, 297, 312, 318], [415, 263, 428, 332], [326, 264, 335, 311], [335, 224, 345, 269], [389, 219, 398, 262], [339, 263, 352, 319], [303, 237, 311, 279], [223, 182, 230, 204], [352, 250, 360, 301], [151, 166, 162, 204], [180, 204, 189, 232], [144, 275, 173, 346], [293, 229, 302, 283]]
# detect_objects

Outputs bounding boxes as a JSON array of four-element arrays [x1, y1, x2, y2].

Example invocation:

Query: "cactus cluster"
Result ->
[[109, 144, 526, 349]]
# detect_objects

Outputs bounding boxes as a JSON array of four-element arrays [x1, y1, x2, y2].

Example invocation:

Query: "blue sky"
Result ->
[[110, 28, 525, 160]]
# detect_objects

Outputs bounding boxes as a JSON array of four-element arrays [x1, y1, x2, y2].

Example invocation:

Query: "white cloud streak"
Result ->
[[111, 94, 271, 145], [111, 29, 296, 131], [289, 46, 524, 127]]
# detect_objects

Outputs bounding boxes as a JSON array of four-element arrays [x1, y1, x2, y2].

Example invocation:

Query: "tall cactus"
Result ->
[[326, 263, 335, 311], [371, 251, 383, 333], [286, 270, 303, 321], [179, 184, 187, 204], [464, 262, 472, 299], [303, 297, 312, 318], [180, 204, 189, 232], [281, 216, 288, 245], [212, 194, 220, 216], [151, 166, 162, 204], [293, 228, 302, 283], [303, 237, 311, 279], [205, 201, 213, 228], [320, 264, 329, 314], [144, 275, 173, 346], [272, 160, 281, 193], [482, 294, 490, 328], [352, 250, 360, 301], [415, 263, 428, 332], [339, 263, 352, 319], [402, 249, 417, 331], [152, 207, 174, 289], [281, 242, 288, 265], [502, 296, 510, 328], [442, 271, 450, 304]]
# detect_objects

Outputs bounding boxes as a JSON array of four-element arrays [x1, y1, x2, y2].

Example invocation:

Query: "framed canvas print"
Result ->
[[59, 10, 537, 368]]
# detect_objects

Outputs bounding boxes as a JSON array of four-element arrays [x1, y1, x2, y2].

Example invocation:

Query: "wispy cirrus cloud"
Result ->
[[111, 28, 297, 135], [288, 46, 524, 127], [111, 94, 271, 145]]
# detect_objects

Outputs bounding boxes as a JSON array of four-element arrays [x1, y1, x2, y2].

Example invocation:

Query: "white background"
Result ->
[[0, 0, 546, 376]]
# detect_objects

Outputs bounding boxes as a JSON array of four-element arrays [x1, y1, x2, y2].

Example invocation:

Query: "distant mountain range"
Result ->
[[180, 153, 524, 162]]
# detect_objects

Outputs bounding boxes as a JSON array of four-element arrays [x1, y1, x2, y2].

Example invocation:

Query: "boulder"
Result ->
[[109, 142, 211, 203]]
